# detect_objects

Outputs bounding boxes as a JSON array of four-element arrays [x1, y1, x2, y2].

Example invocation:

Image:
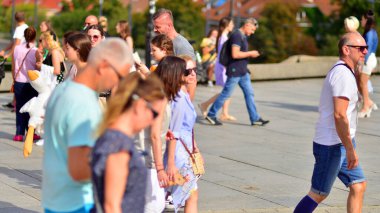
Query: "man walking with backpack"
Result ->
[[205, 18, 269, 126]]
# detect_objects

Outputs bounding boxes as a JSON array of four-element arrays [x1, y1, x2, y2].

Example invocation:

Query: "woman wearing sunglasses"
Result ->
[[156, 56, 200, 212], [91, 73, 166, 213], [179, 55, 198, 101], [85, 25, 105, 47]]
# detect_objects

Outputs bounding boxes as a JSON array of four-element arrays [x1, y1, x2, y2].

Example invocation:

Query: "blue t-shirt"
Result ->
[[227, 30, 249, 77], [42, 80, 101, 211]]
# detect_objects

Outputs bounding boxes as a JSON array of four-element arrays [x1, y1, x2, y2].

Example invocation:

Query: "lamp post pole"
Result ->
[[99, 0, 104, 17], [229, 0, 234, 17], [145, 0, 156, 67], [11, 0, 15, 37], [34, 0, 38, 30]]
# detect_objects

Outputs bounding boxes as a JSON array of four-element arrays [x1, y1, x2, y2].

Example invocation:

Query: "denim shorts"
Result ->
[[311, 139, 366, 196]]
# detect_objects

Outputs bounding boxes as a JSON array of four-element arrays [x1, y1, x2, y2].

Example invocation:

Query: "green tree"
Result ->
[[316, 0, 372, 56], [252, 2, 318, 63], [51, 0, 129, 37], [0, 4, 46, 35]]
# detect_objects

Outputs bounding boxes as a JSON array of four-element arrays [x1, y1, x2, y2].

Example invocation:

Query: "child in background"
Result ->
[[135, 34, 173, 77]]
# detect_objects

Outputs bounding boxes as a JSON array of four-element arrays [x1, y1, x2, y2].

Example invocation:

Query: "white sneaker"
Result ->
[[165, 195, 175, 211], [35, 139, 44, 146], [207, 81, 213, 87]]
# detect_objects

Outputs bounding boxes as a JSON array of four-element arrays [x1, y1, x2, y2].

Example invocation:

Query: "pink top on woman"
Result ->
[[14, 42, 37, 83]]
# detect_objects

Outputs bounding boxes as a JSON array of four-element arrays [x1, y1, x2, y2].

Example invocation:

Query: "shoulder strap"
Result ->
[[329, 63, 355, 77], [178, 129, 196, 155], [13, 48, 32, 80]]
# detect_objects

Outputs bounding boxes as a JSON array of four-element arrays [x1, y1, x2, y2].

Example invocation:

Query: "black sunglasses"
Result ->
[[184, 67, 197, 76], [132, 94, 159, 119], [347, 45, 368, 52]]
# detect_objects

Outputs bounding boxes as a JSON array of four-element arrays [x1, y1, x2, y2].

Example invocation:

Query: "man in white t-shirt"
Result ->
[[0, 11, 28, 59], [294, 32, 368, 213]]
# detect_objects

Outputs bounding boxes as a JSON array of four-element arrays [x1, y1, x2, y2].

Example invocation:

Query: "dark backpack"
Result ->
[[219, 38, 231, 67]]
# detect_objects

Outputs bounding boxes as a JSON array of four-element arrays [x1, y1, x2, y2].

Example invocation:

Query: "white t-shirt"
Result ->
[[13, 23, 28, 43], [313, 61, 358, 146]]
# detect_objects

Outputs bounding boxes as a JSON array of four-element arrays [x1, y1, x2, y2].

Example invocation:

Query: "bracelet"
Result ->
[[156, 169, 164, 173]]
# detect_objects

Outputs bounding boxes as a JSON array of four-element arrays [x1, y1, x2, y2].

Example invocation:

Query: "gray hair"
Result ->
[[153, 8, 173, 21], [244, 18, 258, 26], [87, 38, 133, 70]]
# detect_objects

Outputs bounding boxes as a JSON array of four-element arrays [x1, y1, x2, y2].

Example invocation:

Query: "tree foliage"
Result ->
[[51, 0, 129, 37], [252, 2, 318, 63], [0, 4, 46, 36]]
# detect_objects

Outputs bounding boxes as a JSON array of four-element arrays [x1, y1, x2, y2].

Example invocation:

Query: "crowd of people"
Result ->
[[0, 6, 377, 213]]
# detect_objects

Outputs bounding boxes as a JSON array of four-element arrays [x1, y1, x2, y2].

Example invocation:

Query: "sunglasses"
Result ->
[[347, 45, 368, 52], [132, 94, 159, 119], [184, 67, 197, 76], [88, 35, 100, 41]]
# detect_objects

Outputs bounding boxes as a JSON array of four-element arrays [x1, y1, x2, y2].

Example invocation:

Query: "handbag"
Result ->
[[179, 130, 205, 176], [10, 49, 32, 92]]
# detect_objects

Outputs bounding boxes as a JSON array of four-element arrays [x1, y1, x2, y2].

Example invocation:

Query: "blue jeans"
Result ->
[[207, 73, 260, 123], [14, 82, 38, 135], [311, 139, 366, 196]]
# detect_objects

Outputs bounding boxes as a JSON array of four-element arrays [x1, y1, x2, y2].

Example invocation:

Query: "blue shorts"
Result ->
[[45, 204, 94, 213], [311, 139, 366, 196]]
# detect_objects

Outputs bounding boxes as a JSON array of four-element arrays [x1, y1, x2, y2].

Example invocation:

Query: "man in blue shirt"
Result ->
[[205, 18, 269, 126], [42, 38, 133, 213]]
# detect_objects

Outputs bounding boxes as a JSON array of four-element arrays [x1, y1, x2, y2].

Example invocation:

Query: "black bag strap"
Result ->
[[329, 63, 355, 77]]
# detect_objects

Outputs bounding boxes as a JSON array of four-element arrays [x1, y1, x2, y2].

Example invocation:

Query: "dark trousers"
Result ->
[[14, 82, 38, 136]]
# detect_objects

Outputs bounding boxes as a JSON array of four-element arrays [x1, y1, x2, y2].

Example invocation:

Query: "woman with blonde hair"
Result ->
[[116, 20, 133, 51], [36, 31, 65, 83], [91, 73, 167, 213]]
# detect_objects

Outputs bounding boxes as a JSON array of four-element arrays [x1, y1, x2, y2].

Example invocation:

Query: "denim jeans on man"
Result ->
[[207, 72, 260, 123]]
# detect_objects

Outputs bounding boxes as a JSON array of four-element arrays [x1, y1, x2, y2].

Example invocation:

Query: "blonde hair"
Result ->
[[344, 16, 360, 32], [41, 31, 64, 57], [99, 16, 108, 32], [97, 72, 165, 136]]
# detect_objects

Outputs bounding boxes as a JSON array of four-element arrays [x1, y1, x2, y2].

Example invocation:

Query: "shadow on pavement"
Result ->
[[0, 201, 39, 213], [260, 100, 318, 112], [0, 167, 41, 189]]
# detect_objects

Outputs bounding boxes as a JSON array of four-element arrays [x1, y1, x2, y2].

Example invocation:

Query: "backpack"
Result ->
[[219, 38, 231, 67]]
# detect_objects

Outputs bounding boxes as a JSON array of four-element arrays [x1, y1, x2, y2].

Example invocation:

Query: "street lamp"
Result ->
[[99, 0, 103, 17], [145, 0, 156, 68]]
